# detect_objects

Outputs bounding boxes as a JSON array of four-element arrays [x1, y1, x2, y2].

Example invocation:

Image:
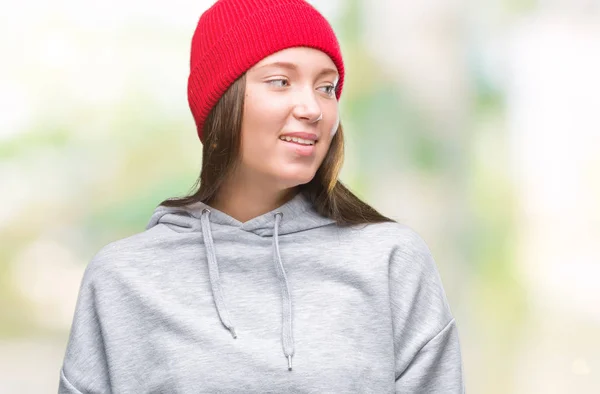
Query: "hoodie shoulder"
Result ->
[[377, 221, 437, 269], [347, 221, 445, 298], [347, 221, 433, 257], [363, 221, 443, 282], [83, 225, 166, 280]]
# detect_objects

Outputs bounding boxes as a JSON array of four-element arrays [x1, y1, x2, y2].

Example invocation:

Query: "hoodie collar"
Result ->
[[147, 191, 335, 236]]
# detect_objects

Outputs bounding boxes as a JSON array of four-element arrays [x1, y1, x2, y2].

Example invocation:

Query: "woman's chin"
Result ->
[[274, 167, 317, 186]]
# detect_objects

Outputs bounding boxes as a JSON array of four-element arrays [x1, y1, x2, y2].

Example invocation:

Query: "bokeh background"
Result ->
[[1, 0, 599, 392]]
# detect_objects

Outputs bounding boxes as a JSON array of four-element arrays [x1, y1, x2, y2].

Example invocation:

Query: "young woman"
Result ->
[[59, 0, 465, 392]]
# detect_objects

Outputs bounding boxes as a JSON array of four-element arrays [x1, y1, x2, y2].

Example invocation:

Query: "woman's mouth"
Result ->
[[278, 136, 316, 146], [279, 136, 317, 157]]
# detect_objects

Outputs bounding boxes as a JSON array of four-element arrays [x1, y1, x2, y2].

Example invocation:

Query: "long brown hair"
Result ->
[[159, 73, 395, 226]]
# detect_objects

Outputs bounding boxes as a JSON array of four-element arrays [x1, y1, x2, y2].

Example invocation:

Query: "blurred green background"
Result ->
[[1, 0, 599, 392]]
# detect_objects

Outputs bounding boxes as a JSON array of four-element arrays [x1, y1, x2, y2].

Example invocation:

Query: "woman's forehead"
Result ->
[[252, 47, 338, 72]]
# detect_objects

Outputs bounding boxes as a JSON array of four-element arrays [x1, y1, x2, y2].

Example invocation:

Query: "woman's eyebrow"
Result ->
[[256, 61, 338, 78]]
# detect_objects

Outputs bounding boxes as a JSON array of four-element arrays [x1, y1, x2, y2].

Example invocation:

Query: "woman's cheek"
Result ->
[[329, 110, 340, 137]]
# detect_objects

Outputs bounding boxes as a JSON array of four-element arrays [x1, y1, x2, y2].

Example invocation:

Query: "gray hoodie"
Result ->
[[59, 191, 464, 393]]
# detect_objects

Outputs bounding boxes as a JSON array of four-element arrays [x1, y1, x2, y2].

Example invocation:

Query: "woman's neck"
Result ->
[[210, 177, 298, 223]]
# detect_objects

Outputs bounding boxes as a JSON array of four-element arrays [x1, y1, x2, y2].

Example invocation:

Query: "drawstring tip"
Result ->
[[287, 355, 293, 371], [229, 327, 237, 339]]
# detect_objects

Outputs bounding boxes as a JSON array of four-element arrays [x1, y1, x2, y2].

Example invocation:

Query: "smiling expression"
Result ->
[[239, 46, 341, 189]]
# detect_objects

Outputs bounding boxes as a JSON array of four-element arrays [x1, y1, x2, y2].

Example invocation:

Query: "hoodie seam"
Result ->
[[60, 368, 84, 393], [395, 317, 456, 381]]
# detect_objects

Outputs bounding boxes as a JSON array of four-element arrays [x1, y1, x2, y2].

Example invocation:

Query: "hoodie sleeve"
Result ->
[[389, 227, 465, 393], [59, 254, 112, 394]]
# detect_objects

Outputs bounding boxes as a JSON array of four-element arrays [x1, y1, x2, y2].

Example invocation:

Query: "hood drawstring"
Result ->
[[200, 208, 237, 340], [200, 208, 295, 371], [273, 212, 295, 371]]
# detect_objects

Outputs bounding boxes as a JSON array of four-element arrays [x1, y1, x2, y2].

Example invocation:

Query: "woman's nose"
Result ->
[[292, 87, 322, 123]]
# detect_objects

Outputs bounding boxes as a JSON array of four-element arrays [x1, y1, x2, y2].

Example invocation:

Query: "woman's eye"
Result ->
[[319, 84, 336, 96], [267, 79, 289, 87], [267, 79, 335, 95]]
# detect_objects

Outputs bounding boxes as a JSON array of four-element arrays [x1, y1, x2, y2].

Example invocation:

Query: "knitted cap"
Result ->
[[187, 0, 345, 142]]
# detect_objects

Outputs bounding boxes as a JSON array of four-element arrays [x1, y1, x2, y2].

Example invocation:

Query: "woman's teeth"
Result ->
[[279, 136, 315, 145]]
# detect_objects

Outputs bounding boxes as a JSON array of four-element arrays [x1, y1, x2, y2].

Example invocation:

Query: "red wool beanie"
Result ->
[[187, 0, 345, 142]]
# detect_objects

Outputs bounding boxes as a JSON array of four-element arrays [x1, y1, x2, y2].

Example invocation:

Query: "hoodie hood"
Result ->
[[145, 191, 336, 371]]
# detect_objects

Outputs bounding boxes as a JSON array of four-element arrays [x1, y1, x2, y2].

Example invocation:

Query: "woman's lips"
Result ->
[[279, 139, 317, 156]]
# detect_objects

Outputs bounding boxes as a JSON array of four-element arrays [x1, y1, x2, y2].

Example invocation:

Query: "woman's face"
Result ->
[[240, 47, 340, 190]]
